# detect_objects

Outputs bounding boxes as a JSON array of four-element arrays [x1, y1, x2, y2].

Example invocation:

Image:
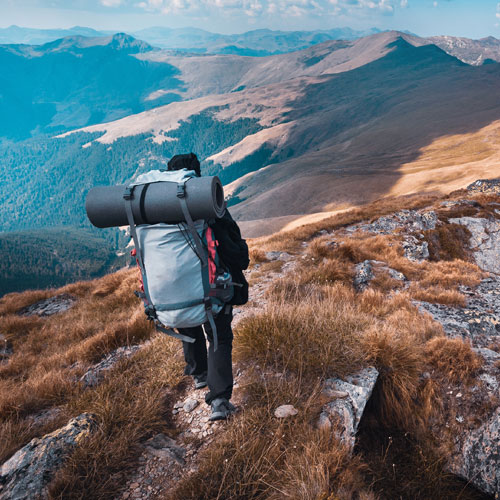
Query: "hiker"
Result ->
[[167, 153, 249, 421]]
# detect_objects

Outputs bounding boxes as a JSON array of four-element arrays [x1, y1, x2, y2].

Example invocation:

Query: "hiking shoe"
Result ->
[[209, 398, 236, 421], [193, 373, 207, 389]]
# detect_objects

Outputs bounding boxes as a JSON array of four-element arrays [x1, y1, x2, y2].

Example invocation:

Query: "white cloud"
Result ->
[[100, 0, 124, 5], [131, 0, 403, 17], [433, 0, 437, 6]]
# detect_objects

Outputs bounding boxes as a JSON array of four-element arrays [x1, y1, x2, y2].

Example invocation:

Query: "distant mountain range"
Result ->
[[0, 25, 382, 54], [1, 28, 500, 293]]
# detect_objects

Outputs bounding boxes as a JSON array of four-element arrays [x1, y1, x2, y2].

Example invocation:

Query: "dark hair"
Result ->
[[167, 153, 201, 177]]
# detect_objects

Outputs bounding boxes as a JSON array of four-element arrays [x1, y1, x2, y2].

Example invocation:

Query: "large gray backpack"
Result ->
[[124, 169, 234, 350]]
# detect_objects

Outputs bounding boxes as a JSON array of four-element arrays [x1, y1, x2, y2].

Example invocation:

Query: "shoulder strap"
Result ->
[[177, 181, 219, 351]]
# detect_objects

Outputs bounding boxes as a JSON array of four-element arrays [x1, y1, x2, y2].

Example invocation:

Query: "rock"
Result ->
[[0, 334, 13, 363], [353, 260, 373, 291], [449, 217, 500, 274], [440, 200, 480, 208], [402, 235, 429, 261], [80, 345, 143, 388], [416, 276, 500, 348], [354, 210, 437, 235], [182, 398, 199, 413], [448, 407, 500, 496], [144, 434, 186, 465], [0, 413, 96, 500], [353, 260, 407, 291], [318, 367, 379, 450], [265, 251, 293, 262], [274, 405, 298, 418], [467, 179, 500, 195], [17, 293, 77, 317]]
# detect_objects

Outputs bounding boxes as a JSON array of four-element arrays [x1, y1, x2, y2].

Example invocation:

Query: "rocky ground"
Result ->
[[2, 181, 500, 499]]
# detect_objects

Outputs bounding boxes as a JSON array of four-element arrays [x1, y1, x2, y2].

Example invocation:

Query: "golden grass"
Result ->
[[48, 335, 185, 499], [166, 374, 371, 500], [424, 337, 482, 385], [236, 284, 369, 379]]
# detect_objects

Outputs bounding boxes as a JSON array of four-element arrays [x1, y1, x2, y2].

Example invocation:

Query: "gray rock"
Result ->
[[144, 434, 186, 465], [448, 407, 500, 496], [450, 217, 500, 274], [17, 294, 77, 317], [318, 367, 379, 450], [416, 276, 500, 348], [467, 179, 500, 195], [0, 413, 96, 500], [182, 398, 199, 413], [353, 260, 374, 291], [402, 235, 429, 261], [80, 345, 143, 388], [265, 251, 293, 262], [274, 405, 298, 418], [0, 334, 13, 363], [353, 260, 407, 291], [354, 210, 437, 235]]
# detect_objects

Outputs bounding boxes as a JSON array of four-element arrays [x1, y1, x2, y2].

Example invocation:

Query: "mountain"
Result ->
[[427, 35, 500, 65], [63, 32, 500, 236], [132, 26, 382, 55], [0, 25, 107, 45], [0, 33, 183, 139], [2, 29, 500, 295]]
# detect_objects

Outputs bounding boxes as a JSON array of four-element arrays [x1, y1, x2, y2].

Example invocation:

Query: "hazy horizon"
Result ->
[[1, 0, 499, 40]]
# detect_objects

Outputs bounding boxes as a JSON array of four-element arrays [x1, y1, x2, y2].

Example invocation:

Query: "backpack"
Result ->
[[123, 169, 234, 350]]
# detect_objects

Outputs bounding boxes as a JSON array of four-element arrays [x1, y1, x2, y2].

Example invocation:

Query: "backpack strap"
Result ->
[[124, 185, 195, 345], [177, 181, 219, 351]]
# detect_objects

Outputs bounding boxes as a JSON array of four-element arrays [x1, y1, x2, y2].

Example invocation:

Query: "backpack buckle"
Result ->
[[177, 183, 186, 198], [123, 186, 135, 200]]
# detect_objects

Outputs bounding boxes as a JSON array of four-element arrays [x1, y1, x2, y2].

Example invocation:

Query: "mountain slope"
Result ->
[[66, 33, 500, 236], [0, 34, 182, 139]]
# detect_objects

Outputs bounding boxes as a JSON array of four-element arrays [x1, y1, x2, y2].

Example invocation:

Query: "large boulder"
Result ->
[[445, 348, 500, 497], [416, 276, 500, 348], [318, 367, 379, 450], [17, 294, 77, 317], [353, 210, 437, 235], [0, 413, 96, 500], [450, 216, 500, 275]]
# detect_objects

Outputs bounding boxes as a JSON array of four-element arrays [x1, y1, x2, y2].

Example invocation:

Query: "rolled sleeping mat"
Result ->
[[86, 176, 225, 228]]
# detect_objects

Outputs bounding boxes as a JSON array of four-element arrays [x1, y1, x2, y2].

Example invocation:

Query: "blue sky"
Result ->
[[1, 0, 499, 38]]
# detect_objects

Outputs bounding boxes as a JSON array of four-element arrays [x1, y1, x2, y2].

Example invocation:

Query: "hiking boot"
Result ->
[[209, 398, 236, 421], [193, 373, 207, 389]]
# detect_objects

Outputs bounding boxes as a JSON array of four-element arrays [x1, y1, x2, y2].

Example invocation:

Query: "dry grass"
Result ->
[[249, 247, 269, 265], [166, 373, 371, 500], [256, 193, 437, 253], [236, 284, 369, 379], [424, 337, 482, 385]]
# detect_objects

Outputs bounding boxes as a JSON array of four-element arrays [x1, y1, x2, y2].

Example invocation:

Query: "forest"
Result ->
[[0, 108, 262, 294]]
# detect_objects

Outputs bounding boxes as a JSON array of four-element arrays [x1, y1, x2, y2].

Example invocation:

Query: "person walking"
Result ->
[[167, 153, 249, 421]]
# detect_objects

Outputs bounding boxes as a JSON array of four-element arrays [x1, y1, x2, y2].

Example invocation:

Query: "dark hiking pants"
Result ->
[[179, 306, 233, 405]]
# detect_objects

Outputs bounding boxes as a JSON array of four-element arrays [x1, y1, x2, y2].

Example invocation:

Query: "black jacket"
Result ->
[[210, 209, 249, 305]]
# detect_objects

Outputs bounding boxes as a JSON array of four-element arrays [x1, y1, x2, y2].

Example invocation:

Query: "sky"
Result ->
[[1, 0, 499, 38]]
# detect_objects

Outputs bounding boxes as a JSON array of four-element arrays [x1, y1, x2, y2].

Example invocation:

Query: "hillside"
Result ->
[[0, 227, 125, 296], [2, 30, 500, 296], [66, 32, 500, 236], [1, 184, 499, 499], [0, 33, 181, 139]]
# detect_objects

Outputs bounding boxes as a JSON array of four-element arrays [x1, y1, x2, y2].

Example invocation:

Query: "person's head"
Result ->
[[167, 153, 201, 177]]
